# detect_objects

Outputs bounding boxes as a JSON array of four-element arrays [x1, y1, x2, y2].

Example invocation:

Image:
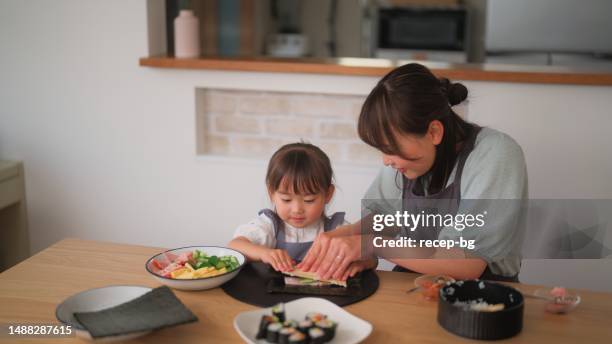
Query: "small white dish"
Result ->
[[234, 297, 373, 344], [145, 246, 246, 291], [55, 285, 153, 342]]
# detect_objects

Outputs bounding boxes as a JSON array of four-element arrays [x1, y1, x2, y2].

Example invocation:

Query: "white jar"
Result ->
[[174, 10, 200, 58]]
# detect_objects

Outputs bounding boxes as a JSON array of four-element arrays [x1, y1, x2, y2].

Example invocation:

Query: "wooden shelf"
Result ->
[[139, 55, 612, 86]]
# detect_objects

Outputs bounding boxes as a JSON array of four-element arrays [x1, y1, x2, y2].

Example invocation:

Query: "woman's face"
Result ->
[[382, 121, 443, 180]]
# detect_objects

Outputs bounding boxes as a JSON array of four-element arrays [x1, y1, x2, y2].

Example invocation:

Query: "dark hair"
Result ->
[[357, 63, 475, 194], [266, 142, 334, 195]]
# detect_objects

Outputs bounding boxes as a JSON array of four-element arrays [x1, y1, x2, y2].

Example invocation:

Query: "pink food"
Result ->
[[175, 252, 192, 265], [550, 287, 567, 298], [159, 262, 182, 278]]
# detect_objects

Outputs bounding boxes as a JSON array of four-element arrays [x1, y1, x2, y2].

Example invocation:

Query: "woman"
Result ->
[[297, 63, 527, 282]]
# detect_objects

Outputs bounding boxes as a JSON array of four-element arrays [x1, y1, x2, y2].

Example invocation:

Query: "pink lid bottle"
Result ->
[[174, 10, 200, 58]]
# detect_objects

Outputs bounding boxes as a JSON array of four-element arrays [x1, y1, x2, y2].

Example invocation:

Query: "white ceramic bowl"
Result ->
[[145, 246, 246, 291], [55, 285, 153, 342]]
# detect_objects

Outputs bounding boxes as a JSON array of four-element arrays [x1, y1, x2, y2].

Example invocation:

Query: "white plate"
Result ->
[[145, 246, 246, 291], [55, 285, 153, 342], [234, 297, 373, 344]]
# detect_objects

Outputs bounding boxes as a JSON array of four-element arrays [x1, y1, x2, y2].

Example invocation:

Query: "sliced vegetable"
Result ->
[[209, 256, 219, 266]]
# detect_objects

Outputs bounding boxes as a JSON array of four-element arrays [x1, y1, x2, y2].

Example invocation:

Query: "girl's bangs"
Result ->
[[268, 159, 325, 195], [278, 173, 323, 196]]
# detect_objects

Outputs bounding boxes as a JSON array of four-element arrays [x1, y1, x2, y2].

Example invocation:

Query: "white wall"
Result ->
[[1, 0, 612, 291], [486, 0, 612, 53]]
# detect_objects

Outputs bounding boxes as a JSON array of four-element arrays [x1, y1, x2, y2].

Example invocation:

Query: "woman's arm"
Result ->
[[388, 258, 486, 280], [298, 219, 486, 280], [298, 213, 402, 279]]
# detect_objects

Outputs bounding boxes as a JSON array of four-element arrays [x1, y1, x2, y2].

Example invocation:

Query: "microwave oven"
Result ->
[[377, 6, 468, 51]]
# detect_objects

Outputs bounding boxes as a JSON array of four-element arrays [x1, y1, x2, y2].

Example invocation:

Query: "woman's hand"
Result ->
[[297, 231, 334, 272], [261, 249, 295, 272], [340, 259, 375, 281], [298, 233, 362, 280], [297, 223, 356, 271]]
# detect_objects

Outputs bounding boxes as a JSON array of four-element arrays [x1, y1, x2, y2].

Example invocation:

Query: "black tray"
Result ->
[[222, 262, 379, 307]]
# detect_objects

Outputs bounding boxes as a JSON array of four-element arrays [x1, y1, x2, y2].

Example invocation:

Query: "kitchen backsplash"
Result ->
[[196, 89, 381, 165]]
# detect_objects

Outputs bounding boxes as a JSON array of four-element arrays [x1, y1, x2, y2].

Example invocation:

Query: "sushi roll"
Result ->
[[272, 303, 286, 322], [308, 327, 326, 344], [283, 319, 298, 329], [305, 312, 326, 323], [288, 331, 307, 344], [256, 315, 278, 339], [297, 319, 313, 334], [278, 327, 296, 344], [315, 319, 338, 341], [266, 322, 283, 343]]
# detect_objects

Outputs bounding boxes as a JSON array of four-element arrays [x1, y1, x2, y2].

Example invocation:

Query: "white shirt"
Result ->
[[233, 213, 347, 249]]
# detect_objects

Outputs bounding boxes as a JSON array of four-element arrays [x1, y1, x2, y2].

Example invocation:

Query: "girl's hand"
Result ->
[[261, 249, 295, 272]]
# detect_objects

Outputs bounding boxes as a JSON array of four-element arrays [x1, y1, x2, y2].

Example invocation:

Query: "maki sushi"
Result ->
[[305, 312, 326, 323], [253, 308, 339, 343], [278, 326, 297, 344], [283, 319, 298, 329], [288, 331, 308, 344], [272, 303, 286, 322], [297, 319, 313, 334], [315, 319, 338, 341], [256, 315, 278, 339], [266, 322, 283, 343], [308, 327, 326, 344]]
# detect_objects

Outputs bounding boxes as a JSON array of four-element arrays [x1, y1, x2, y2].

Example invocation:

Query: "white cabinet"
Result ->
[[0, 161, 30, 271]]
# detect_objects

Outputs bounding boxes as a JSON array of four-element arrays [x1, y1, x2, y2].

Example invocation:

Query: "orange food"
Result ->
[[422, 283, 443, 300]]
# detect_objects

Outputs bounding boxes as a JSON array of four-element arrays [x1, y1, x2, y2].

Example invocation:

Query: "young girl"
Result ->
[[229, 142, 377, 277]]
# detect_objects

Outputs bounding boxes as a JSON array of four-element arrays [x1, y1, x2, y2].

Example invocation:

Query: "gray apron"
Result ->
[[394, 127, 519, 282], [258, 209, 346, 262]]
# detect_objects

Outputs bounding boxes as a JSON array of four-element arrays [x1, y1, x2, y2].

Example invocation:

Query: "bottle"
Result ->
[[174, 10, 200, 58]]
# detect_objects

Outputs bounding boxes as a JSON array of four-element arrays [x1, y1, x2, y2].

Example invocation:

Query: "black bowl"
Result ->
[[437, 280, 524, 340]]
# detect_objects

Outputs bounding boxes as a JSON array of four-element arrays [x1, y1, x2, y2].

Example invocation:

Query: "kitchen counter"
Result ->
[[1, 238, 612, 343], [139, 55, 612, 86]]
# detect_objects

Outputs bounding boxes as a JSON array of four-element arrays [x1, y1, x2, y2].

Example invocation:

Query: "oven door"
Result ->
[[378, 7, 467, 51]]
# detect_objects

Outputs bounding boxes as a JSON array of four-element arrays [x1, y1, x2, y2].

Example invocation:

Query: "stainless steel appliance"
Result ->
[[375, 5, 468, 63]]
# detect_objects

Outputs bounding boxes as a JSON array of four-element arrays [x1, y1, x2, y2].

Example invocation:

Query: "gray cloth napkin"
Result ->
[[74, 286, 198, 338]]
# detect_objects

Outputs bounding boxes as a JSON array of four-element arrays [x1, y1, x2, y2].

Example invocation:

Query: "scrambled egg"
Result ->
[[170, 263, 228, 279]]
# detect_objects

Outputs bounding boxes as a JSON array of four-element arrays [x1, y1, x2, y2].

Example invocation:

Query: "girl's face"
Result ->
[[269, 184, 335, 228], [382, 120, 444, 180]]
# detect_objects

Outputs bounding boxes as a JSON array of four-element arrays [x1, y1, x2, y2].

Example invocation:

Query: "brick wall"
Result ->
[[196, 89, 381, 165]]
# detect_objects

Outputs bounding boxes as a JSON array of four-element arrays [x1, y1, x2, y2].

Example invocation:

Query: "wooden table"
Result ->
[[1, 239, 611, 343]]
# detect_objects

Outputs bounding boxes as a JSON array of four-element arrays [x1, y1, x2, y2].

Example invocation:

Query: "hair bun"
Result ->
[[439, 77, 468, 106], [448, 83, 468, 106]]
